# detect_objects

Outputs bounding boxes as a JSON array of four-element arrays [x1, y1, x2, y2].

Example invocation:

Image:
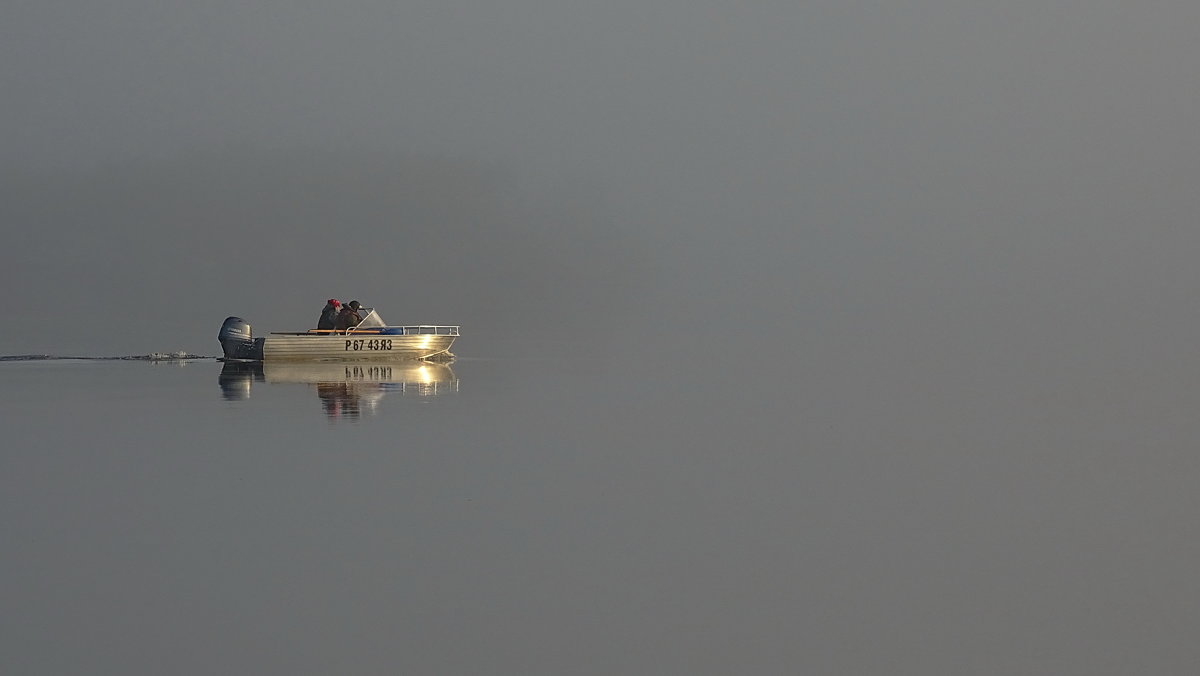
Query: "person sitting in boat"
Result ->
[[334, 300, 363, 330], [317, 299, 341, 330]]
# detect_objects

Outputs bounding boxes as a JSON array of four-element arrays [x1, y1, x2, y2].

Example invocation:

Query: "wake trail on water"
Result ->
[[0, 352, 213, 362]]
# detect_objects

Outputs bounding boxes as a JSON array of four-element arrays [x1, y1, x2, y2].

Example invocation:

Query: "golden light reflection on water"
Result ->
[[219, 360, 458, 421]]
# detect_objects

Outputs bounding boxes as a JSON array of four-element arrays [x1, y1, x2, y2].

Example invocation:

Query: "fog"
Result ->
[[5, 1, 1197, 357], [4, 1, 1200, 672]]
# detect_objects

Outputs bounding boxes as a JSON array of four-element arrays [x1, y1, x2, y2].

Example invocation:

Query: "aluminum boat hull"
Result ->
[[261, 333, 455, 361]]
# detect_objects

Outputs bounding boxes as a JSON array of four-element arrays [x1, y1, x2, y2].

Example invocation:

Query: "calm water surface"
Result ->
[[3, 348, 1199, 674]]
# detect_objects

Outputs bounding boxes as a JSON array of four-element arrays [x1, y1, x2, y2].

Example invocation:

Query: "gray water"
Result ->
[[3, 340, 1199, 675]]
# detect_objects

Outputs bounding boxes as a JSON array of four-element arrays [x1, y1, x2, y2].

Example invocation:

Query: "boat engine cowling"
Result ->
[[218, 316, 264, 360]]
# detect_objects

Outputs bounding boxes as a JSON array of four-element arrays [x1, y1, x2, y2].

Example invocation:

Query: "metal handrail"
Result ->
[[294, 325, 460, 336], [394, 326, 460, 336]]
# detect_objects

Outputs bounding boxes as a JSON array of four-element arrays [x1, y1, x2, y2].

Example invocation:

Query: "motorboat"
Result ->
[[218, 308, 458, 362]]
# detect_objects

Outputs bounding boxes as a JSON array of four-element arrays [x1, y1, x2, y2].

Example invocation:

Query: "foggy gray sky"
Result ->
[[4, 1, 1200, 356]]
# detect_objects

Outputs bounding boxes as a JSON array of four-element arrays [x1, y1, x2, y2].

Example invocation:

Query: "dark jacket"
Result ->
[[317, 304, 340, 330], [334, 307, 362, 330]]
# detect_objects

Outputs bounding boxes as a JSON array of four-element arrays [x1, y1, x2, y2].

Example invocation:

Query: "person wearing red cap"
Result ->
[[317, 299, 342, 330]]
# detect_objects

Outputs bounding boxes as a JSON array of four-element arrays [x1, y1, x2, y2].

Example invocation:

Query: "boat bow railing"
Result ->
[[294, 325, 460, 337], [396, 325, 459, 336], [344, 325, 460, 336]]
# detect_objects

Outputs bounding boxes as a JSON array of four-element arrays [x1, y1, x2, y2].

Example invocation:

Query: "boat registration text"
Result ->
[[345, 338, 393, 352]]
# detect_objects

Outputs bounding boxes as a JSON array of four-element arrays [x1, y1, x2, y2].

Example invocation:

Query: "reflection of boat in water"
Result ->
[[219, 360, 458, 419], [218, 308, 459, 362]]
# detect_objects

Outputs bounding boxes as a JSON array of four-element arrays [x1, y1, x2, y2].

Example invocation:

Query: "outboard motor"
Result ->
[[218, 316, 264, 361]]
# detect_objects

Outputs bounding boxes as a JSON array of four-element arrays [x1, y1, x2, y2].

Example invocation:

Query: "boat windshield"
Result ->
[[357, 308, 386, 327]]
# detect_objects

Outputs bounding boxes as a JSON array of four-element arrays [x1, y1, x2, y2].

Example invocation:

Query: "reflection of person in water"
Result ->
[[317, 383, 363, 420]]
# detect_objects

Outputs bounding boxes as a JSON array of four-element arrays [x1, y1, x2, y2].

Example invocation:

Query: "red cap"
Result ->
[[328, 299, 340, 306]]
